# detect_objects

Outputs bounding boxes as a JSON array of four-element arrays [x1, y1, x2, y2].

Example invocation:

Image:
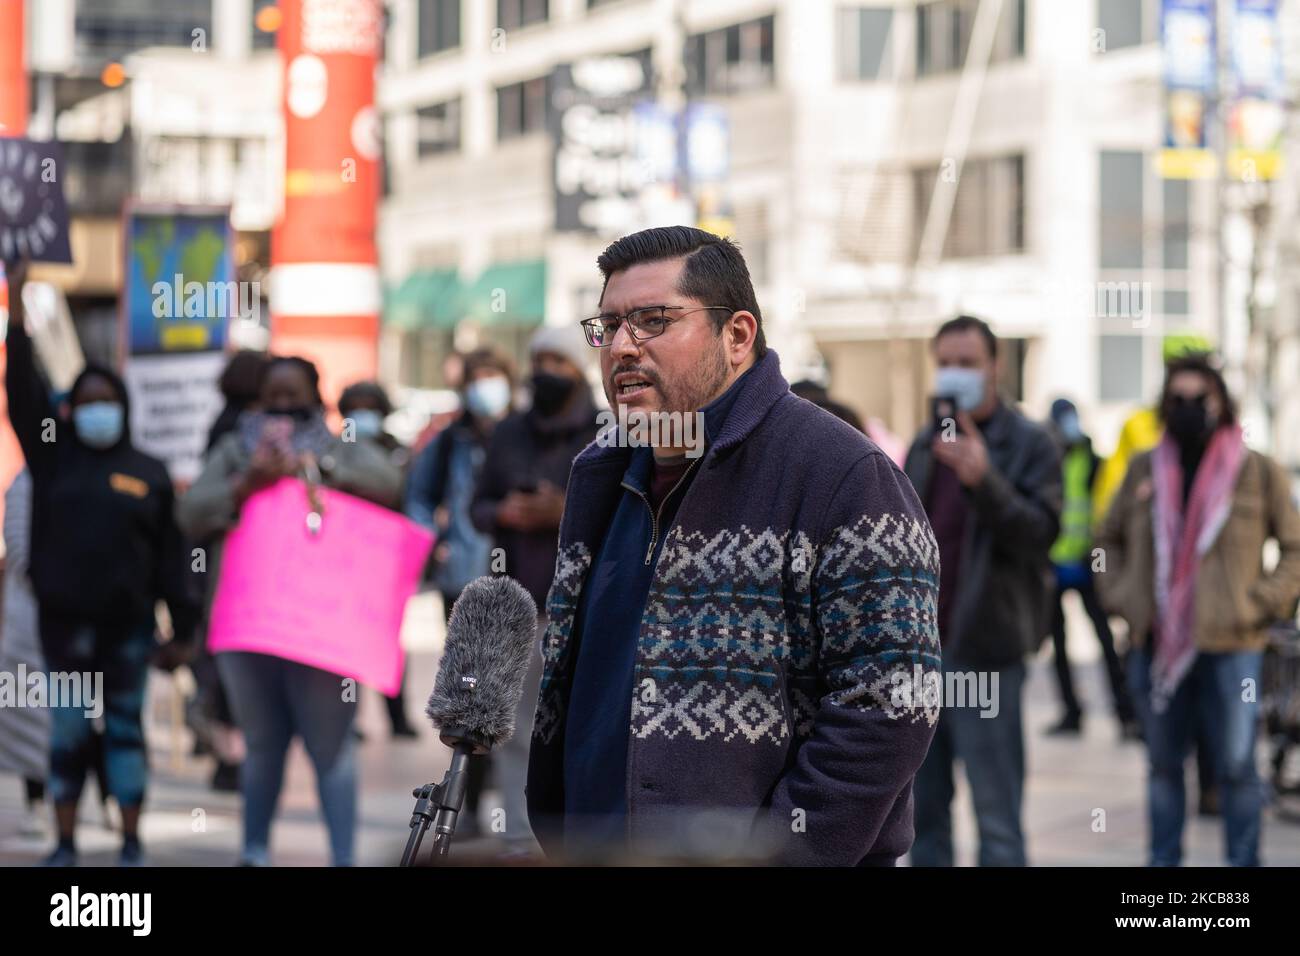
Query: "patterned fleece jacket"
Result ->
[[525, 348, 942, 865]]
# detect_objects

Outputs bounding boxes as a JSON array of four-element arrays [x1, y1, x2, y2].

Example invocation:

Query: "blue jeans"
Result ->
[[217, 652, 358, 866], [40, 614, 154, 808], [1128, 647, 1263, 866], [911, 661, 1027, 866]]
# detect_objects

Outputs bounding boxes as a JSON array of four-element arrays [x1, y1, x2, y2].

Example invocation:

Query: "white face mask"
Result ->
[[464, 376, 511, 418], [348, 409, 384, 440], [934, 366, 986, 413]]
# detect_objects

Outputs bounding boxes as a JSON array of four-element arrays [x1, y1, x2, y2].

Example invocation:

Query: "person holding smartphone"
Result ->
[[903, 314, 1062, 867], [177, 355, 401, 866]]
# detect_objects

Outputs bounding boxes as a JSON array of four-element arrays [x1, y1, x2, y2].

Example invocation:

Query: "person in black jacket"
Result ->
[[471, 326, 600, 608], [470, 324, 598, 850], [903, 315, 1062, 867], [3, 259, 200, 867]]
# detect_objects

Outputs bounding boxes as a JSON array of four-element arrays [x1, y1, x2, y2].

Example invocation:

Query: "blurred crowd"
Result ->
[[1, 252, 1298, 868]]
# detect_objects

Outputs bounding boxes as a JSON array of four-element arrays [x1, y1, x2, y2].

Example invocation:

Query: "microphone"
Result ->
[[426, 574, 539, 750], [401, 575, 538, 865]]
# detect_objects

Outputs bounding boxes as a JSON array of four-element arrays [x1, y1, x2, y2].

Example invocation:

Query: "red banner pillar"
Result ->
[[0, 0, 28, 523], [0, 0, 25, 137], [271, 0, 383, 408]]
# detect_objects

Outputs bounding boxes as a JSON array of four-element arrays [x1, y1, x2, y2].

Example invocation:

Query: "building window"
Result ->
[[63, 137, 134, 216], [497, 76, 548, 141], [912, 154, 1025, 258], [252, 0, 278, 50], [418, 0, 460, 58], [915, 0, 1024, 77], [498, 0, 548, 31], [1097, 0, 1157, 52], [416, 99, 462, 157], [686, 15, 775, 97], [1098, 150, 1144, 269], [838, 7, 894, 81], [75, 0, 214, 63], [1162, 178, 1189, 270], [1099, 334, 1144, 401]]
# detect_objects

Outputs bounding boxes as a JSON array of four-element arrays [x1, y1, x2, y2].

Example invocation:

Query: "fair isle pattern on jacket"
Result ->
[[525, 349, 941, 866]]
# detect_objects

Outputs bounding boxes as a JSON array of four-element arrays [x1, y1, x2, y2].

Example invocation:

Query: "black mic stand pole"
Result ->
[[400, 728, 487, 866]]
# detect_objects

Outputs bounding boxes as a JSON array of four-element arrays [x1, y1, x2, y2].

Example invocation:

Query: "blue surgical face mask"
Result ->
[[73, 401, 125, 449], [933, 366, 986, 413], [464, 376, 511, 419], [348, 409, 384, 440], [1057, 410, 1083, 443]]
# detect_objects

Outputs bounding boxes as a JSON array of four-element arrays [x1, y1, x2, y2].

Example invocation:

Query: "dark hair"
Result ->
[[596, 226, 766, 357], [259, 355, 323, 407], [790, 380, 829, 404], [790, 380, 863, 432], [461, 347, 516, 391], [1158, 354, 1236, 427], [219, 350, 269, 403], [933, 314, 997, 360], [338, 380, 393, 417], [70, 363, 129, 408]]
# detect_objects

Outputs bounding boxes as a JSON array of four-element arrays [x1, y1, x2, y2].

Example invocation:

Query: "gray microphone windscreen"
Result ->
[[425, 575, 538, 750]]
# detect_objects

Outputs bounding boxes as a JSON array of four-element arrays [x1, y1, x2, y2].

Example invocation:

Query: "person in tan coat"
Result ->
[[1094, 354, 1300, 866]]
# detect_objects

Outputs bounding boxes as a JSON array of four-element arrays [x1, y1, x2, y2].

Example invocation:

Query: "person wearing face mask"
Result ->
[[3, 259, 201, 867], [339, 381, 409, 473], [404, 348, 515, 837], [177, 355, 402, 866], [904, 315, 1062, 867], [336, 381, 417, 738], [1043, 398, 1139, 740], [1094, 355, 1300, 867], [470, 326, 598, 853]]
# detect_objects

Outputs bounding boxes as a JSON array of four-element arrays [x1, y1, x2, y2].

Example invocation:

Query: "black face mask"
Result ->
[[268, 406, 316, 423], [1166, 395, 1213, 447], [530, 373, 576, 417]]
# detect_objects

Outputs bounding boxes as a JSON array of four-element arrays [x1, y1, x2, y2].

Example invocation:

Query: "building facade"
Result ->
[[380, 0, 1299, 461]]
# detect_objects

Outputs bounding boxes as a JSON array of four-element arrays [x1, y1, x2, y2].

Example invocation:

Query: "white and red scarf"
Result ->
[[1149, 425, 1245, 712]]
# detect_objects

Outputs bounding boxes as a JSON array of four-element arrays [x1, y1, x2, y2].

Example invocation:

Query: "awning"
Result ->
[[458, 259, 546, 327], [383, 268, 462, 331]]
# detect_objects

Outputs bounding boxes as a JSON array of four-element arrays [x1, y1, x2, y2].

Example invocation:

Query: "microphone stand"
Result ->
[[400, 729, 488, 867]]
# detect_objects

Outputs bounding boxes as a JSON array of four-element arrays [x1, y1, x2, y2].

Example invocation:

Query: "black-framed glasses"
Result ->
[[580, 305, 734, 347]]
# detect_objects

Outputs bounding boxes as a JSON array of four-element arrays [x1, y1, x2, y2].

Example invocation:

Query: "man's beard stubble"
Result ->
[[606, 338, 731, 416]]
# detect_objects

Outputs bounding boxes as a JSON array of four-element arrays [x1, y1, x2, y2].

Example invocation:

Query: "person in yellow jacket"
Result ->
[[1044, 399, 1138, 739]]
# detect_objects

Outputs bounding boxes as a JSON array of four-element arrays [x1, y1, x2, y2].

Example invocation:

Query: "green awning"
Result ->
[[384, 269, 462, 331], [459, 259, 546, 327]]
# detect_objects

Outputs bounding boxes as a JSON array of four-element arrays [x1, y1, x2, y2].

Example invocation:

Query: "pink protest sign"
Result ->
[[207, 477, 434, 695]]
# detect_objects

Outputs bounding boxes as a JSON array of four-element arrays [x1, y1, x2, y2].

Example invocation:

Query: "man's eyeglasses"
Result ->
[[581, 305, 734, 348]]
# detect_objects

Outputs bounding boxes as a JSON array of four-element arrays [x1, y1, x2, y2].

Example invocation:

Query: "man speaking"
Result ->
[[525, 226, 940, 865]]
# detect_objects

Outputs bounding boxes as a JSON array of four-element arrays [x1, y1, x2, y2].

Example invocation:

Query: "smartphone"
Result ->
[[931, 395, 958, 434], [259, 417, 294, 456]]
